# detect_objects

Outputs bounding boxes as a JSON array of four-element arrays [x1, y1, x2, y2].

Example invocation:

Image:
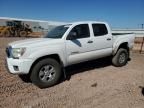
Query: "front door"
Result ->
[[65, 24, 93, 65]]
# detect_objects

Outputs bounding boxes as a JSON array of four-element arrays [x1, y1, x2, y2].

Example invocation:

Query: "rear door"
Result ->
[[91, 23, 113, 55]]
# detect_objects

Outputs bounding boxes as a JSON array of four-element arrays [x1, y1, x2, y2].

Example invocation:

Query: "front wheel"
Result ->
[[2, 31, 10, 37], [112, 48, 129, 67], [30, 58, 62, 88]]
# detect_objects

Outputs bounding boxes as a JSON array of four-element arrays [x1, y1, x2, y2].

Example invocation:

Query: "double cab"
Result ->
[[6, 21, 135, 88]]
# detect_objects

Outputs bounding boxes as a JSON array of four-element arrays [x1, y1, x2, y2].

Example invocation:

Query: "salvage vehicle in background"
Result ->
[[0, 20, 32, 37]]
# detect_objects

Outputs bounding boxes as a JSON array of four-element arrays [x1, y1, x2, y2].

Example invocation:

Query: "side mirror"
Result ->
[[67, 31, 77, 40]]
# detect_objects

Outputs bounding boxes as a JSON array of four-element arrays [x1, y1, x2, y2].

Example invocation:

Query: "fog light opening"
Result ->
[[13, 66, 19, 71]]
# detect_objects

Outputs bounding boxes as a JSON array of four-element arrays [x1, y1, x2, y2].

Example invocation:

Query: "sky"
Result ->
[[0, 0, 144, 29]]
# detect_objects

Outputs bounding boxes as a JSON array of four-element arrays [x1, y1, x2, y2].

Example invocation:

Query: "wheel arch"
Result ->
[[113, 42, 129, 55], [29, 54, 63, 76]]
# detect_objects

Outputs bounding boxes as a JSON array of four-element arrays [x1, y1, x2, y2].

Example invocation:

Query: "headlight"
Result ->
[[11, 48, 26, 59]]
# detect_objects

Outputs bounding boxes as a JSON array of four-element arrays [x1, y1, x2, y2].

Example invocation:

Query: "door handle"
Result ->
[[71, 51, 79, 55], [107, 38, 111, 41], [87, 40, 93, 43]]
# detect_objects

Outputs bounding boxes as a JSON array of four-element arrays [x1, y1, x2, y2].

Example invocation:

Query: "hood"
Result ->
[[9, 38, 63, 48]]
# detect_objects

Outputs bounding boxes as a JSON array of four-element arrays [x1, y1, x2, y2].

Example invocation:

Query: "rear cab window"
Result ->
[[92, 24, 108, 36]]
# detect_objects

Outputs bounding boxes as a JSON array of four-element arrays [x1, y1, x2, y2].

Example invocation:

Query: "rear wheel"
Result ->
[[20, 31, 28, 37], [30, 58, 62, 88], [112, 48, 129, 67]]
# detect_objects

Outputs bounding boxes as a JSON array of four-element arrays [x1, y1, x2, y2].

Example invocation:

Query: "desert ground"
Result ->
[[0, 37, 144, 108]]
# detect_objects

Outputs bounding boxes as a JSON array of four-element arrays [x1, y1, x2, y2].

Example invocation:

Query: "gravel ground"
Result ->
[[0, 37, 144, 108]]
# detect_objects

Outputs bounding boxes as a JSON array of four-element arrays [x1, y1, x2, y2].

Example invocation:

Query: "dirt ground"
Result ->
[[0, 37, 144, 108]]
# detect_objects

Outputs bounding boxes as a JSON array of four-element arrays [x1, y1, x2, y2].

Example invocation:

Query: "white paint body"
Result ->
[[6, 21, 135, 74]]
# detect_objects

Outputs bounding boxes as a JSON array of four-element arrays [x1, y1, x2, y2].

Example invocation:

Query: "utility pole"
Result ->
[[141, 24, 144, 29]]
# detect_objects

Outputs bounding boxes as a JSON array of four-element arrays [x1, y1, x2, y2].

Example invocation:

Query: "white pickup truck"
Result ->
[[6, 21, 135, 88]]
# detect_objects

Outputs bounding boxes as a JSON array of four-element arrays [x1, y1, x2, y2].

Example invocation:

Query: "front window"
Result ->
[[67, 24, 90, 40], [45, 25, 70, 38]]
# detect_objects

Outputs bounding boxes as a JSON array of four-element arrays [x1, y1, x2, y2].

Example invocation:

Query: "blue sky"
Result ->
[[0, 0, 144, 28]]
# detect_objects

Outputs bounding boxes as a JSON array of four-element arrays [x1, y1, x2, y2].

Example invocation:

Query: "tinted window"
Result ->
[[45, 25, 69, 38], [68, 24, 90, 39], [92, 24, 108, 36]]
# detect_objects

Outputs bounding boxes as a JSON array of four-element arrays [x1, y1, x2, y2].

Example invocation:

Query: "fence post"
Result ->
[[140, 36, 144, 53]]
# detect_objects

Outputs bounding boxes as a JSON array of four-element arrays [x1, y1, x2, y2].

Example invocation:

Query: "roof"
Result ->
[[70, 21, 107, 24]]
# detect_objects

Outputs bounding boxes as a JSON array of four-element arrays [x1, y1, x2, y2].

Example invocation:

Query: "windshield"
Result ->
[[45, 25, 70, 38]]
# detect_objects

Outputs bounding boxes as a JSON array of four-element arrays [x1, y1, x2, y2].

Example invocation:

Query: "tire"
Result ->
[[112, 48, 129, 67], [0, 32, 2, 37], [30, 58, 61, 88], [19, 31, 28, 37], [3, 31, 10, 37]]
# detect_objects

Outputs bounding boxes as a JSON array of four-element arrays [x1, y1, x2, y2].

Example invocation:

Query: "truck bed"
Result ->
[[112, 33, 133, 36]]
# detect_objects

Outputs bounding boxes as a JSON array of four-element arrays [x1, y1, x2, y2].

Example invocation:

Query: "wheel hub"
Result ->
[[119, 53, 126, 64], [39, 65, 56, 82]]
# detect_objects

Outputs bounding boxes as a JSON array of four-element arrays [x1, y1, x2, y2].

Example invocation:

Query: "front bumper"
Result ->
[[6, 58, 34, 74]]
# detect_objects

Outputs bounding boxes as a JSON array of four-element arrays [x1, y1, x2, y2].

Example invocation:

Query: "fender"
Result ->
[[113, 39, 129, 55], [28, 46, 67, 67]]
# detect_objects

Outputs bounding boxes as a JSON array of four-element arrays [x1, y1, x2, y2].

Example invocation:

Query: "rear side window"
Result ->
[[92, 24, 108, 36]]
